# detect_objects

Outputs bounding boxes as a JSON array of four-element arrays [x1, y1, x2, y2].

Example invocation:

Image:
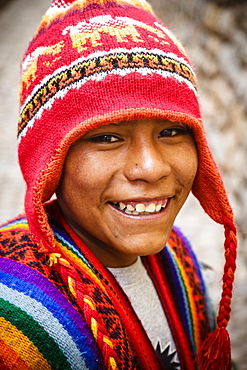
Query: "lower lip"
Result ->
[[108, 199, 171, 221]]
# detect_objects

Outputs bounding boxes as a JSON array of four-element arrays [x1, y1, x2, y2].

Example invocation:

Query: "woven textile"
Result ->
[[0, 201, 213, 369]]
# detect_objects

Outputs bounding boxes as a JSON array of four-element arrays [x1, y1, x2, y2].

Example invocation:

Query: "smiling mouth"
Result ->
[[110, 199, 169, 215]]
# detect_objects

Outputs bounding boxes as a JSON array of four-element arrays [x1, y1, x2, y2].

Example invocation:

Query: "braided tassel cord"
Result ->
[[196, 214, 237, 370], [48, 253, 119, 370]]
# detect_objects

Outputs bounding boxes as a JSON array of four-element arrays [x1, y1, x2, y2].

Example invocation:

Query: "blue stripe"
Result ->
[[0, 216, 26, 229], [0, 269, 85, 346], [165, 245, 196, 354]]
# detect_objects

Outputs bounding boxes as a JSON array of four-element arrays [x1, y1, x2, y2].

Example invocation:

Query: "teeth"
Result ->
[[136, 203, 145, 212], [119, 202, 126, 210], [145, 203, 156, 213], [155, 204, 162, 212], [114, 200, 168, 215]]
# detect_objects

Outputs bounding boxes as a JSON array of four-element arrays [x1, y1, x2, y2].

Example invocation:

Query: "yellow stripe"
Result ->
[[0, 317, 52, 370], [0, 222, 29, 232], [103, 336, 114, 349], [109, 356, 118, 370], [68, 276, 76, 297], [91, 317, 98, 339], [84, 297, 95, 311]]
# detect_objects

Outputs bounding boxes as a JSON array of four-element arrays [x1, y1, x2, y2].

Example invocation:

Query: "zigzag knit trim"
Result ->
[[18, 47, 196, 139]]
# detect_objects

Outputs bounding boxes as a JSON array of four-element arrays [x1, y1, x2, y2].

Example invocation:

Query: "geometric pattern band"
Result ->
[[18, 49, 196, 137]]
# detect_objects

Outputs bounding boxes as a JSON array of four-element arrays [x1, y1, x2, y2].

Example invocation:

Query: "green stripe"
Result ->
[[0, 297, 72, 370]]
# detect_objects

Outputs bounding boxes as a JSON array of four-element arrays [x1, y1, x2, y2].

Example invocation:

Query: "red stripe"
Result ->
[[144, 254, 195, 369]]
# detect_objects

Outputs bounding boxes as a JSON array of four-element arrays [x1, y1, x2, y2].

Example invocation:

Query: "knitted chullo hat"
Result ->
[[18, 0, 237, 368]]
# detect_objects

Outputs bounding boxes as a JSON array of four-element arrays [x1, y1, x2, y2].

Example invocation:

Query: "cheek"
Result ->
[[67, 151, 99, 184], [175, 144, 198, 186], [63, 152, 114, 203], [57, 161, 103, 226]]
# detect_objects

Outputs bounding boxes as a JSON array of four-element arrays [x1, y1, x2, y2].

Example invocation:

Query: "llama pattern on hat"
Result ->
[[62, 15, 169, 52], [21, 41, 65, 91]]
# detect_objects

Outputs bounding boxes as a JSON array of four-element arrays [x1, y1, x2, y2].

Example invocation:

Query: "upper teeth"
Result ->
[[115, 200, 167, 215]]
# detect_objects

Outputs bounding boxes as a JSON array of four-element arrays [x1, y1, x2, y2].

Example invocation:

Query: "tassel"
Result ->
[[196, 214, 237, 369], [196, 327, 231, 370]]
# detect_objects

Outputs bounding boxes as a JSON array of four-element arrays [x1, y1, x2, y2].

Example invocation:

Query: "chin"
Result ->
[[118, 238, 168, 257]]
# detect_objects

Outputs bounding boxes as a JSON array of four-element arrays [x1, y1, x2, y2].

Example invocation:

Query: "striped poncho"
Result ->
[[0, 200, 214, 369]]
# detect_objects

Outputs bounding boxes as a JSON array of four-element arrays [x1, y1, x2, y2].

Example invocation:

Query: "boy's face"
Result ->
[[57, 119, 198, 267]]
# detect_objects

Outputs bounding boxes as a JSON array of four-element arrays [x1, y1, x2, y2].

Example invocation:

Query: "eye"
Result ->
[[159, 128, 178, 137], [158, 126, 189, 138], [89, 134, 120, 143]]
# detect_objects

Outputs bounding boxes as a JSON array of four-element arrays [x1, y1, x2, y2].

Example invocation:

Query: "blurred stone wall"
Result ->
[[0, 0, 246, 368]]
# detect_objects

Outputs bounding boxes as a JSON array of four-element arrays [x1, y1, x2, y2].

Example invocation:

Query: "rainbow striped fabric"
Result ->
[[0, 257, 102, 370], [0, 205, 214, 369]]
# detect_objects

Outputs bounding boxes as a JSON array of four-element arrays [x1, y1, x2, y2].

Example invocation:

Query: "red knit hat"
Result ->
[[18, 0, 237, 368]]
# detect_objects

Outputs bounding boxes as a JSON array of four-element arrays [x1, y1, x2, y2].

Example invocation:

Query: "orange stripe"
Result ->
[[0, 339, 31, 370], [0, 317, 52, 370]]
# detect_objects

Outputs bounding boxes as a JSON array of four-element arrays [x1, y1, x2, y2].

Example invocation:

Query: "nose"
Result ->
[[123, 137, 171, 184]]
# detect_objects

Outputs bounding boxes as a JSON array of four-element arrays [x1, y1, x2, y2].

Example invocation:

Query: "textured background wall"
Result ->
[[0, 0, 246, 368]]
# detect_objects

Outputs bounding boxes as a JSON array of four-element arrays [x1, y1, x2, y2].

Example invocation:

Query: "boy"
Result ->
[[0, 0, 237, 369]]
